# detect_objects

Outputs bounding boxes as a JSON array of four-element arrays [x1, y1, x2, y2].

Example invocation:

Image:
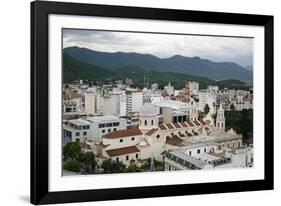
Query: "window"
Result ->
[[99, 124, 105, 128], [120, 139, 123, 143], [126, 155, 129, 161], [102, 129, 105, 133], [156, 134, 160, 139], [131, 137, 135, 141], [144, 120, 147, 126], [82, 125, 89, 130], [136, 154, 138, 159], [83, 131, 87, 136], [116, 157, 119, 162], [189, 151, 192, 155], [108, 129, 111, 132], [204, 148, 207, 153], [75, 132, 80, 136], [75, 138, 80, 142], [113, 128, 117, 131], [113, 122, 120, 127], [106, 123, 113, 127], [197, 149, 200, 154], [151, 120, 154, 125]]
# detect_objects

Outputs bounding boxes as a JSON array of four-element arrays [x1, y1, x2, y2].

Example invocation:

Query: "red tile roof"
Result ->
[[180, 122, 189, 127], [106, 146, 140, 157], [166, 135, 184, 146], [165, 123, 175, 129], [103, 127, 142, 139], [145, 128, 159, 136], [174, 123, 182, 128], [199, 120, 207, 125], [187, 121, 194, 127], [159, 124, 167, 130], [193, 120, 201, 126]]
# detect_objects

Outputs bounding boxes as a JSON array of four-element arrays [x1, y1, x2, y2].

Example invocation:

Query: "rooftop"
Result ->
[[87, 115, 121, 123], [106, 146, 140, 157], [103, 127, 143, 139], [152, 100, 189, 110], [68, 119, 90, 126]]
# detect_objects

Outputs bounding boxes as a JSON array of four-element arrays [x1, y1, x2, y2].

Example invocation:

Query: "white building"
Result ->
[[199, 89, 216, 114], [165, 140, 251, 171], [207, 85, 219, 93], [188, 81, 199, 95], [233, 95, 253, 111], [126, 90, 143, 114], [164, 82, 174, 96], [85, 91, 97, 115], [87, 115, 127, 143], [152, 99, 198, 123], [63, 119, 90, 144]]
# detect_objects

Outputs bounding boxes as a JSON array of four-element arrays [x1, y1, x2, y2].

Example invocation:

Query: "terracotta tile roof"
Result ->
[[159, 124, 167, 130], [208, 152, 225, 158], [187, 121, 194, 127], [106, 146, 140, 157], [145, 128, 159, 136], [103, 127, 142, 139], [166, 135, 184, 146], [199, 120, 207, 125], [165, 123, 175, 129], [180, 122, 189, 127], [174, 123, 182, 128], [179, 134, 185, 137], [193, 120, 201, 126]]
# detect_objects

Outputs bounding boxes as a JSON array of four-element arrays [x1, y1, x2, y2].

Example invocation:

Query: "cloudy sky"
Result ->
[[63, 29, 253, 67]]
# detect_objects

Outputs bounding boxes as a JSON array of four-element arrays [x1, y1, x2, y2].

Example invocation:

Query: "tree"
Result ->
[[230, 103, 235, 111], [101, 159, 126, 173], [79, 152, 97, 172], [63, 142, 81, 161], [63, 159, 80, 172], [204, 104, 210, 114]]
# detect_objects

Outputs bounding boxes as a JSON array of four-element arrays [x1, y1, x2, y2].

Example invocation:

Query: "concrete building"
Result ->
[[152, 99, 198, 123], [199, 89, 217, 114], [126, 90, 143, 114], [87, 115, 127, 143], [63, 119, 90, 144], [188, 81, 199, 95]]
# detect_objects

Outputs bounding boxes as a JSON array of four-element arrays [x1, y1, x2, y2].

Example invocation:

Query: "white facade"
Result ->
[[126, 90, 143, 114], [63, 119, 90, 143], [85, 91, 97, 115], [188, 81, 199, 95], [87, 116, 127, 143], [199, 90, 217, 114], [164, 82, 174, 96]]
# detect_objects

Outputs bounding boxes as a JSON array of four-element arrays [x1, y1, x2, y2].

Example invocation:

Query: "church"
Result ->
[[95, 102, 243, 167]]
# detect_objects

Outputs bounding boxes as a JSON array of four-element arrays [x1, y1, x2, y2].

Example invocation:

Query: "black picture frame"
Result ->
[[31, 0, 274, 205]]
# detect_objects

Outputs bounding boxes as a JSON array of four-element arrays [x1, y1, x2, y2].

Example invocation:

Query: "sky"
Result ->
[[63, 29, 253, 67]]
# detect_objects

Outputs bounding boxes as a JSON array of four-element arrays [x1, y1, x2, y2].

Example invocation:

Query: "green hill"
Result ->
[[63, 53, 116, 82]]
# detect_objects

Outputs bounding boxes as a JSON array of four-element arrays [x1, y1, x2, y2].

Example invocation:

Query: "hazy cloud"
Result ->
[[63, 29, 253, 67]]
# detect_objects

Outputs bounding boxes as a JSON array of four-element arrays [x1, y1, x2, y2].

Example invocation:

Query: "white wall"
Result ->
[[0, 0, 280, 206]]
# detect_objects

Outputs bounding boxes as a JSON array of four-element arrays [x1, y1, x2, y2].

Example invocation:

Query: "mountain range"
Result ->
[[64, 46, 252, 81], [63, 52, 249, 90]]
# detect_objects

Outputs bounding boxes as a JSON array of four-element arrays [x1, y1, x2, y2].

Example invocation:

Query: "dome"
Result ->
[[139, 102, 158, 116]]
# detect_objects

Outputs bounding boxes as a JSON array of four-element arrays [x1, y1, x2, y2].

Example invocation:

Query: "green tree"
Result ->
[[204, 104, 210, 114], [230, 103, 235, 111], [63, 142, 81, 160], [101, 159, 126, 173], [63, 159, 80, 172], [79, 152, 97, 172]]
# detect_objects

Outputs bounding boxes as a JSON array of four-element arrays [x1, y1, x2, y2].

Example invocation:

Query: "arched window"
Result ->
[[144, 120, 147, 126], [151, 120, 154, 125], [156, 134, 160, 139]]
